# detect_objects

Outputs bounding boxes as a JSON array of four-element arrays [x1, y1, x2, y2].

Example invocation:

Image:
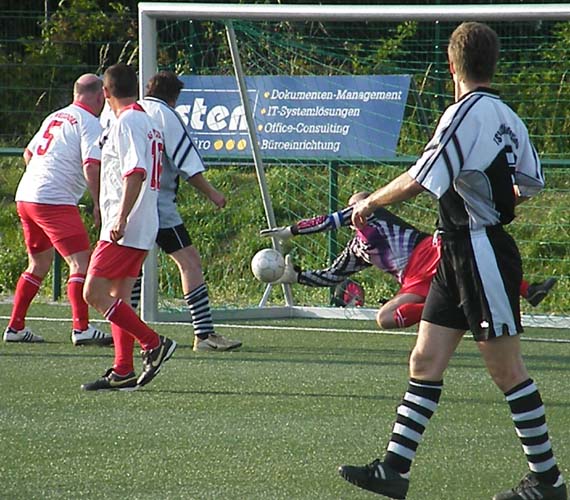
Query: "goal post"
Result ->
[[138, 3, 570, 327]]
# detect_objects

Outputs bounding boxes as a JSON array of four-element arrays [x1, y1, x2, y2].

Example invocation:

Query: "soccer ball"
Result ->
[[251, 248, 285, 283]]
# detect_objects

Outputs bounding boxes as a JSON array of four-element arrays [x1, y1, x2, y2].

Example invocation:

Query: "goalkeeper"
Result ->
[[261, 192, 556, 329]]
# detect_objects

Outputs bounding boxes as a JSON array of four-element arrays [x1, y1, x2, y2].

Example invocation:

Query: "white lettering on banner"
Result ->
[[264, 122, 350, 136], [270, 89, 335, 100], [261, 139, 341, 154], [176, 100, 247, 132], [266, 106, 360, 119], [336, 89, 403, 102]]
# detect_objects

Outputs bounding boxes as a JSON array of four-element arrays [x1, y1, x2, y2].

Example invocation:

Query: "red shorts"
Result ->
[[398, 236, 441, 297], [17, 202, 90, 257], [88, 241, 147, 279]]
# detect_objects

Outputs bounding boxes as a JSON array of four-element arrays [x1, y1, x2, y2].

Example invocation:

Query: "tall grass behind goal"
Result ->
[[139, 3, 570, 326]]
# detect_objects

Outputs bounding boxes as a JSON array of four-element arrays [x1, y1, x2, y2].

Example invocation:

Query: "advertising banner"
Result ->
[[176, 75, 410, 160]]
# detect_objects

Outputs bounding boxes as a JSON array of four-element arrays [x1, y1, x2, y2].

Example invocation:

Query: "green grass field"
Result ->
[[0, 302, 569, 499]]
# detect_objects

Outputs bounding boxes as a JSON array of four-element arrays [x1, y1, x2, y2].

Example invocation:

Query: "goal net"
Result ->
[[139, 3, 570, 327]]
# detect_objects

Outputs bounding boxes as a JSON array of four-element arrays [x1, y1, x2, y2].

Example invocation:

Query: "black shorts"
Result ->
[[422, 225, 523, 341], [156, 224, 192, 254]]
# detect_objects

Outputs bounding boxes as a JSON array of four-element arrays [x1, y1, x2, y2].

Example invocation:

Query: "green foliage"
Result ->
[[0, 3, 136, 145]]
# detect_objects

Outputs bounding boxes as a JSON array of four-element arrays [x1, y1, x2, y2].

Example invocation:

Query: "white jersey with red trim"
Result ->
[[16, 102, 102, 205], [99, 103, 163, 250]]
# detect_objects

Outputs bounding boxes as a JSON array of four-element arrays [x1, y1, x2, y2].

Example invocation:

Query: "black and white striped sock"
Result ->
[[505, 378, 561, 485], [184, 283, 214, 339], [130, 274, 142, 311], [384, 378, 443, 475]]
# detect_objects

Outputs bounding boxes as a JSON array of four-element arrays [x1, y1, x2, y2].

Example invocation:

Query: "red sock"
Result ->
[[111, 323, 135, 375], [520, 280, 529, 298], [9, 272, 42, 330], [105, 299, 159, 351], [393, 303, 424, 328], [67, 273, 89, 331]]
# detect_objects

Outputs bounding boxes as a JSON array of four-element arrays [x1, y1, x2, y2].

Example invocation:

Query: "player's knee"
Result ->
[[83, 282, 103, 311], [171, 246, 202, 272], [376, 308, 396, 329], [66, 251, 90, 275], [409, 346, 444, 380]]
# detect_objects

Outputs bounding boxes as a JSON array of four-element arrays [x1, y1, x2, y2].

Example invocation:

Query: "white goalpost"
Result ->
[[138, 3, 570, 327]]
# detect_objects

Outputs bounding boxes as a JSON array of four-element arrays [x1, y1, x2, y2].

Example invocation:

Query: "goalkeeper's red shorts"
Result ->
[[398, 236, 441, 297]]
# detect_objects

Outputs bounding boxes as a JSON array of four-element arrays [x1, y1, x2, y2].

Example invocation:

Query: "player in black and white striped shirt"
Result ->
[[137, 72, 242, 352], [339, 22, 566, 500]]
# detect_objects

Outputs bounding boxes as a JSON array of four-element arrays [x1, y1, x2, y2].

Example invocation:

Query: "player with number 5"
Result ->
[[4, 74, 112, 347]]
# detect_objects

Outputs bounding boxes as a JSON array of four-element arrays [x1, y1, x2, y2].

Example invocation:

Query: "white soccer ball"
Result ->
[[251, 248, 285, 283]]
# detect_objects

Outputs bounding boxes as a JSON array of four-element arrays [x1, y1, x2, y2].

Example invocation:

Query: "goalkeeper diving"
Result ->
[[260, 192, 556, 329]]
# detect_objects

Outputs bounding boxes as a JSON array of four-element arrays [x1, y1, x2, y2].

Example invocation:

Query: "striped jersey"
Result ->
[[16, 102, 102, 205], [292, 206, 428, 282], [408, 88, 544, 231], [140, 97, 205, 228]]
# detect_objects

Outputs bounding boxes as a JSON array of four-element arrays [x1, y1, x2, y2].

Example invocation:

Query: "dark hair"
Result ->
[[145, 71, 183, 103], [103, 63, 138, 99], [448, 22, 499, 82]]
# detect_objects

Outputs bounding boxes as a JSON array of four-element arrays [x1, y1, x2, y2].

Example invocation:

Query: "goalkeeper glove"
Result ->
[[270, 255, 299, 284], [259, 226, 294, 241]]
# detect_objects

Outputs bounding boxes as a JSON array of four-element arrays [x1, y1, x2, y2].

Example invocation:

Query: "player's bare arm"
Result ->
[[351, 172, 424, 229], [110, 172, 145, 242], [84, 160, 101, 226], [187, 172, 226, 209]]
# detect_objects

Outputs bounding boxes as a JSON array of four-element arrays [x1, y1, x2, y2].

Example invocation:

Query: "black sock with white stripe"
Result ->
[[184, 283, 214, 339], [505, 379, 561, 485], [383, 378, 443, 475]]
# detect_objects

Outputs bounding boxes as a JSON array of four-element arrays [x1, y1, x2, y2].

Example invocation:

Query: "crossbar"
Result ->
[[139, 3, 570, 22]]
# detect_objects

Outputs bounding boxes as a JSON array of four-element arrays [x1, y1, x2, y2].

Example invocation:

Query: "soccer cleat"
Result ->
[[526, 278, 557, 307], [493, 472, 567, 500], [72, 324, 113, 346], [338, 459, 409, 499], [81, 368, 138, 392], [137, 335, 177, 387], [193, 333, 242, 352], [3, 326, 44, 343], [270, 254, 299, 285]]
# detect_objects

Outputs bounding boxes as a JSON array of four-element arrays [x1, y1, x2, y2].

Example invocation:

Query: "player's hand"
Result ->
[[260, 226, 293, 241], [351, 199, 372, 229], [209, 189, 226, 209], [110, 218, 127, 243]]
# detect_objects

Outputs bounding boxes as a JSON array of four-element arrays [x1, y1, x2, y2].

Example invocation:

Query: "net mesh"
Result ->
[[150, 17, 570, 319]]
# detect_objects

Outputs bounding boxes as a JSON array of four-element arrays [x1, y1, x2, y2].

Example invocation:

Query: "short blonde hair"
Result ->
[[448, 22, 499, 82]]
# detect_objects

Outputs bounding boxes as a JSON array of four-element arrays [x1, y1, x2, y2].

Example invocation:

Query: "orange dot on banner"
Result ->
[[264, 91, 269, 98], [226, 139, 235, 150], [237, 139, 247, 150], [214, 140, 223, 150], [261, 108, 267, 115]]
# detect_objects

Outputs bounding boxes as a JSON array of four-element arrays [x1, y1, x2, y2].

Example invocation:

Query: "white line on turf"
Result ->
[[1, 315, 569, 343]]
